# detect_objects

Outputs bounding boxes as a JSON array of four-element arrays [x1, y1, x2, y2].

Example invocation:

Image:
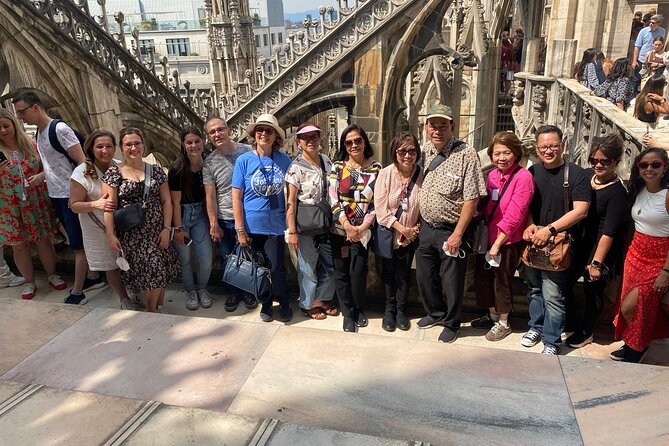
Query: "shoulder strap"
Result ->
[[394, 165, 422, 220], [318, 155, 327, 201], [485, 164, 521, 223], [424, 140, 465, 176], [563, 162, 570, 215], [46, 119, 78, 168], [143, 163, 152, 202], [88, 212, 106, 231]]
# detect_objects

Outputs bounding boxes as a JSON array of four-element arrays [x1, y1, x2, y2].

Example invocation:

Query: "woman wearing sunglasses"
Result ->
[[232, 114, 292, 323], [612, 148, 669, 362], [374, 132, 422, 332], [565, 135, 627, 349], [329, 124, 382, 332]]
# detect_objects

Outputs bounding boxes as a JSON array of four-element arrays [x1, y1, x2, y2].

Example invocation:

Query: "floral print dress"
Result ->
[[0, 149, 58, 245], [102, 164, 180, 293]]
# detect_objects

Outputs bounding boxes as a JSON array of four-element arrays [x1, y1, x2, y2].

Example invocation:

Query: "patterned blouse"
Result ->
[[579, 62, 601, 90], [285, 153, 333, 205], [328, 159, 382, 234], [374, 164, 422, 248], [595, 77, 632, 108]]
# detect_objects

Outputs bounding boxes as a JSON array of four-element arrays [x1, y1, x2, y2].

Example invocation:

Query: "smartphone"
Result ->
[[183, 236, 193, 246], [0, 152, 7, 162]]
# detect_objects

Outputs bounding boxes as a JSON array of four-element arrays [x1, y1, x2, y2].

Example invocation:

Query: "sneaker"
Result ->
[[521, 329, 542, 347], [610, 345, 626, 361], [186, 291, 199, 310], [242, 293, 258, 309], [48, 274, 67, 290], [120, 298, 133, 310], [64, 292, 87, 305], [0, 274, 26, 288], [83, 275, 106, 292], [417, 315, 444, 329], [21, 282, 36, 300], [260, 302, 273, 322], [470, 314, 495, 329], [542, 344, 559, 355], [224, 295, 241, 312], [198, 289, 213, 308], [485, 322, 512, 342], [566, 331, 593, 348], [438, 326, 459, 343]]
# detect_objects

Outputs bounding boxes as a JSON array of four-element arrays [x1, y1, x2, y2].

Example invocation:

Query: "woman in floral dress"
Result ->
[[0, 109, 62, 300], [102, 128, 179, 313]]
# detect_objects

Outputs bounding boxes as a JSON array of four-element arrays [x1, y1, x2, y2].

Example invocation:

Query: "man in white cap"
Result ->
[[415, 104, 487, 343]]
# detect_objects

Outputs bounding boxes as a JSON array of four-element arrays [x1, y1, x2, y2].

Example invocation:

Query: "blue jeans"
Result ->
[[296, 233, 335, 310], [173, 203, 213, 292], [525, 266, 569, 348], [216, 219, 243, 298]]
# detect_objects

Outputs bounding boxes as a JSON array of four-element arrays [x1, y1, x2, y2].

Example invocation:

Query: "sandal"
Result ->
[[319, 303, 339, 316], [301, 307, 326, 320]]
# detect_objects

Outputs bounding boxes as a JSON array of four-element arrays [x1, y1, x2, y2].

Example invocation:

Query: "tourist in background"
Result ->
[[374, 132, 422, 332], [70, 130, 134, 310], [169, 126, 213, 311], [642, 36, 666, 78], [329, 124, 382, 333], [566, 135, 628, 348], [102, 128, 180, 313], [577, 48, 603, 91], [471, 131, 534, 341], [0, 250, 24, 288], [0, 108, 61, 300], [285, 123, 337, 320], [631, 14, 665, 94], [633, 73, 669, 127], [595, 57, 633, 110], [612, 148, 669, 362], [232, 114, 292, 323]]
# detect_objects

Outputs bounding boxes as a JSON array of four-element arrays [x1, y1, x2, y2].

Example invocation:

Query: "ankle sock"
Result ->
[[490, 313, 500, 322], [499, 319, 509, 328]]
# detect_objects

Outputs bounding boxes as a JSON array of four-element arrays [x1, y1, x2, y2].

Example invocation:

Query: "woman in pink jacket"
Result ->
[[471, 131, 534, 341]]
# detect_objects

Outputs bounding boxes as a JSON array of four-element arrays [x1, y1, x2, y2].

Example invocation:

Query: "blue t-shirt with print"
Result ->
[[232, 150, 292, 235]]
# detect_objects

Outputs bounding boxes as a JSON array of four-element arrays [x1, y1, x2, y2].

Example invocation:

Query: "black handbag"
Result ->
[[372, 166, 421, 259], [296, 155, 332, 235], [222, 243, 272, 302], [113, 163, 151, 233]]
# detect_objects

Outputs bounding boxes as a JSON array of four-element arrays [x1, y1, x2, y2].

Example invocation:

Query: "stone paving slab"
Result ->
[[0, 385, 143, 446], [0, 379, 28, 405], [2, 308, 279, 411], [227, 326, 582, 446], [0, 297, 90, 375], [560, 356, 669, 446]]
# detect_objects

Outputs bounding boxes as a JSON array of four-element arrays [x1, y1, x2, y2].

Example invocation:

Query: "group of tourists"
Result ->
[[2, 90, 669, 363]]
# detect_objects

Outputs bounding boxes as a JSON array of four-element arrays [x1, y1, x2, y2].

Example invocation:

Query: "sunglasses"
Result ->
[[344, 137, 364, 148], [299, 134, 320, 142], [255, 127, 275, 135], [637, 160, 666, 170], [588, 157, 613, 167], [397, 149, 418, 157]]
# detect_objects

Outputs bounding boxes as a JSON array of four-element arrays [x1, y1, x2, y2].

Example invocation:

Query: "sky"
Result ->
[[282, 0, 328, 14]]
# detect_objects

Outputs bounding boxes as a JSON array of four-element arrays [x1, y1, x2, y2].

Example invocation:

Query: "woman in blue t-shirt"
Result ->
[[232, 114, 292, 323], [169, 126, 213, 312]]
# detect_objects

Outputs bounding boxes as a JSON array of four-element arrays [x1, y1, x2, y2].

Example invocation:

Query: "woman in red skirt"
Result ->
[[613, 148, 669, 362]]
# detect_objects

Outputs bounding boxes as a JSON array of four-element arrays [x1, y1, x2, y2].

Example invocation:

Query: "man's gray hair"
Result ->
[[651, 14, 664, 23]]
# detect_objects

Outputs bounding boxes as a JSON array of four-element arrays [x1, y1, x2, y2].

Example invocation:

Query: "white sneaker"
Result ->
[[21, 282, 36, 300], [0, 274, 26, 288], [198, 289, 212, 308], [186, 291, 199, 310], [120, 298, 133, 310]]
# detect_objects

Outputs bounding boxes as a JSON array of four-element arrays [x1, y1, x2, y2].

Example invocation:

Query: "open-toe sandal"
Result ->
[[302, 308, 327, 320], [319, 303, 339, 316]]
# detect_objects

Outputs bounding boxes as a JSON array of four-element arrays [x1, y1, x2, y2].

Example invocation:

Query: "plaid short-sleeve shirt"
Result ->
[[418, 138, 487, 224]]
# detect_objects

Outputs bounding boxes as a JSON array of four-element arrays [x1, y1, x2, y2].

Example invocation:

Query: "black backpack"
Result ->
[[43, 119, 85, 168]]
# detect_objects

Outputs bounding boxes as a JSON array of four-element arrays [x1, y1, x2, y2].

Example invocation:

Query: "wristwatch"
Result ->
[[591, 260, 601, 269], [547, 224, 558, 236]]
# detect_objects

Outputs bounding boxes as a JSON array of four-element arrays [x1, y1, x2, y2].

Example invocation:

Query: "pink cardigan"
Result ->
[[374, 164, 422, 248], [485, 164, 534, 245]]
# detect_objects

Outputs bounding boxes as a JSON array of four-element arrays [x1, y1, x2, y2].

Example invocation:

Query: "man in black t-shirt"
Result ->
[[521, 125, 591, 355]]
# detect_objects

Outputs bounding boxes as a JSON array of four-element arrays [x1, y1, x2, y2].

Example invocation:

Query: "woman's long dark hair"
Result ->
[[606, 57, 632, 82], [335, 124, 374, 161], [628, 148, 669, 207], [83, 130, 116, 180], [172, 125, 205, 202], [634, 74, 667, 119], [576, 48, 596, 80]]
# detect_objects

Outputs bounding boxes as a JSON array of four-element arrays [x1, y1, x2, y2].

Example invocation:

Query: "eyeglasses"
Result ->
[[122, 141, 143, 148], [428, 123, 450, 132], [637, 160, 665, 170], [397, 149, 418, 157], [344, 137, 363, 148], [255, 127, 275, 135], [537, 143, 561, 153], [588, 157, 613, 167], [14, 104, 33, 115], [299, 134, 320, 142], [207, 126, 228, 136]]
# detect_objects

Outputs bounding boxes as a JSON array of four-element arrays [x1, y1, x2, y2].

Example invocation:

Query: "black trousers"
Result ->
[[248, 233, 289, 307], [330, 233, 368, 318], [380, 243, 416, 313], [415, 221, 468, 330]]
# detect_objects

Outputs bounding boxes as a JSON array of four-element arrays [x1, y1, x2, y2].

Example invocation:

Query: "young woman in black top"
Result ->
[[566, 135, 628, 348], [169, 126, 213, 311]]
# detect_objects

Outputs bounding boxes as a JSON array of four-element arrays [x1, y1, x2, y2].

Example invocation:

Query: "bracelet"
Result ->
[[163, 226, 170, 231], [236, 227, 246, 233], [287, 231, 297, 235]]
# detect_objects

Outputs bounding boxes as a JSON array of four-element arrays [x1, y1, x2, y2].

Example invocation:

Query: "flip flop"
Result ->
[[301, 308, 326, 320], [319, 303, 339, 316]]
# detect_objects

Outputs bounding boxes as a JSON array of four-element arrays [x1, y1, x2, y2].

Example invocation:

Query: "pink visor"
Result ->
[[296, 125, 321, 135]]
